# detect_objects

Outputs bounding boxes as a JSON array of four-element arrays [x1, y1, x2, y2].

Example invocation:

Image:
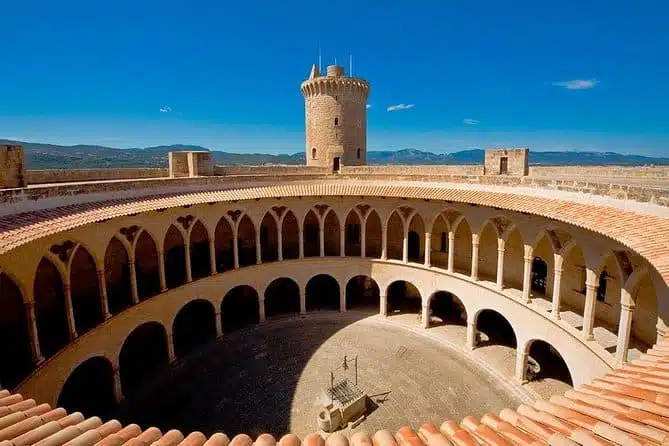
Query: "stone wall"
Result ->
[[340, 165, 483, 176], [214, 165, 330, 176], [0, 145, 26, 188], [484, 148, 529, 176], [529, 165, 669, 178], [27, 168, 169, 184], [169, 152, 190, 178]]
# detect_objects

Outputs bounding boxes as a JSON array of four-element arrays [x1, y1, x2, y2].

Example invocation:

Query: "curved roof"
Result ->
[[0, 181, 668, 284]]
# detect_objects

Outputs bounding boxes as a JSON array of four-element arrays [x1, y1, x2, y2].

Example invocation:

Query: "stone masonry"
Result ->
[[0, 144, 26, 188], [484, 148, 529, 176]]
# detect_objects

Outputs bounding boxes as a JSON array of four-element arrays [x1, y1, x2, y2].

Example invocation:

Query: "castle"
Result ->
[[0, 64, 668, 446]]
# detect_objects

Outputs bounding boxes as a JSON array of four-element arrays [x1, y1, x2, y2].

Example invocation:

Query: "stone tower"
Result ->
[[301, 64, 370, 170]]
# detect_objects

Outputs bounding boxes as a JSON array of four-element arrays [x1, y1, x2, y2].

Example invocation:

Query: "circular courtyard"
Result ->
[[114, 311, 531, 438]]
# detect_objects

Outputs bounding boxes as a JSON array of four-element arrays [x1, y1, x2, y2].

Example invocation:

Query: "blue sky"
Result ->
[[1, 1, 668, 156]]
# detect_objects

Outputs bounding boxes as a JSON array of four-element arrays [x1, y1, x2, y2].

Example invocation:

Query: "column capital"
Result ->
[[448, 232, 455, 240], [621, 302, 635, 312], [523, 256, 533, 263], [472, 241, 480, 248], [585, 283, 598, 292], [554, 267, 563, 277], [498, 248, 506, 254]]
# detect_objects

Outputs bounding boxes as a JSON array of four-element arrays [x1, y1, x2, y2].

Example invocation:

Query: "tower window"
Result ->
[[334, 117, 339, 126], [312, 148, 317, 159], [356, 148, 361, 159]]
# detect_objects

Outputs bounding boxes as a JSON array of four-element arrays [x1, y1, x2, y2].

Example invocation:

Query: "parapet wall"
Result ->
[[529, 165, 669, 178], [27, 168, 169, 184], [214, 165, 330, 176], [340, 165, 483, 176]]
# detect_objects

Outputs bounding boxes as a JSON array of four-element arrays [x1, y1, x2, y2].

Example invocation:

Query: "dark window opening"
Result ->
[[356, 148, 361, 159], [347, 224, 361, 244], [260, 226, 269, 246], [334, 117, 339, 126], [440, 232, 447, 252], [500, 157, 509, 175], [597, 270, 608, 302], [531, 257, 548, 294], [312, 148, 317, 159], [333, 157, 341, 173]]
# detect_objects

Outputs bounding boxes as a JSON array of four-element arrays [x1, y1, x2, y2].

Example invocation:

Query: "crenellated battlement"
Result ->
[[300, 76, 370, 102]]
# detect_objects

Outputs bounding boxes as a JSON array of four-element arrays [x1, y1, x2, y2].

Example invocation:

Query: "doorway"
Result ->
[[333, 157, 341, 173], [499, 157, 508, 175]]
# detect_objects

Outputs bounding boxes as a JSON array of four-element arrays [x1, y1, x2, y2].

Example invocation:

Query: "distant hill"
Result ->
[[2, 139, 668, 169]]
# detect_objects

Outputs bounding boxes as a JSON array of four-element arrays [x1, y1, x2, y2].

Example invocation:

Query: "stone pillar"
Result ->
[[167, 335, 176, 362], [551, 255, 564, 319], [496, 239, 505, 291], [319, 226, 325, 257], [259, 298, 266, 323], [361, 222, 367, 258], [421, 302, 430, 328], [381, 228, 388, 260], [158, 249, 168, 292], [582, 277, 597, 341], [129, 260, 140, 303], [471, 234, 479, 281], [215, 311, 223, 338], [340, 226, 346, 257], [424, 232, 432, 267], [339, 287, 346, 312], [233, 229, 240, 269], [184, 241, 193, 283], [113, 367, 123, 402], [25, 302, 44, 364], [97, 268, 111, 320], [63, 282, 78, 340], [402, 229, 409, 263], [515, 349, 529, 384], [277, 227, 283, 261], [298, 226, 304, 259], [380, 293, 388, 317], [466, 317, 477, 350], [255, 231, 262, 265], [209, 239, 217, 275], [300, 288, 307, 315], [521, 246, 533, 303], [616, 293, 634, 365], [447, 231, 455, 273]]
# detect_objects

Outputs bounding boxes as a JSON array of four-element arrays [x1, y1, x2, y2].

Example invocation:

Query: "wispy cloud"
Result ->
[[366, 104, 372, 109], [387, 103, 415, 112], [463, 118, 480, 125], [552, 79, 598, 90], [159, 106, 172, 113]]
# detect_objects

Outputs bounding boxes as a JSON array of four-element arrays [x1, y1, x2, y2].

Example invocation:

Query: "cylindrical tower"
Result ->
[[300, 64, 370, 169]]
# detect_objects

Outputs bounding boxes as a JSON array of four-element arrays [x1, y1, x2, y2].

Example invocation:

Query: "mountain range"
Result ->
[[2, 140, 668, 169]]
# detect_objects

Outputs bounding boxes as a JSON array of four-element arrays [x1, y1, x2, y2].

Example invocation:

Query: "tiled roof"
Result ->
[[3, 338, 669, 445], [1, 181, 668, 284]]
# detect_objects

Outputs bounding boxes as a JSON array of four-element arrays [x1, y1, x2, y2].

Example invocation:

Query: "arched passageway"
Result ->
[[503, 229, 524, 291], [264, 278, 300, 318], [189, 221, 211, 280], [105, 237, 133, 315], [119, 322, 169, 397], [407, 214, 425, 263], [34, 258, 69, 358], [57, 356, 116, 419], [303, 210, 320, 257], [214, 217, 234, 272], [237, 215, 257, 267], [164, 225, 187, 289], [532, 234, 555, 299], [281, 212, 299, 260], [305, 274, 340, 311], [525, 340, 573, 386], [453, 219, 473, 275], [0, 274, 32, 389], [222, 285, 260, 332], [430, 214, 449, 269], [69, 246, 102, 334], [531, 257, 548, 294], [260, 213, 279, 263], [135, 231, 161, 300], [323, 211, 340, 256], [346, 276, 380, 311], [429, 291, 467, 327], [475, 310, 517, 348], [365, 211, 382, 258], [477, 222, 498, 282], [386, 211, 404, 261], [387, 280, 422, 315], [172, 300, 217, 359], [344, 211, 361, 257], [408, 231, 420, 262]]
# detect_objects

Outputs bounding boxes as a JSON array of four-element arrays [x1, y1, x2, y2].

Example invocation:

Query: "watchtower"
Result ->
[[301, 64, 370, 170]]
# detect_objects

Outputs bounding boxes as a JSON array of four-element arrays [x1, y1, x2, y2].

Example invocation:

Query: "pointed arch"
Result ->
[[303, 210, 319, 257], [503, 228, 524, 291], [0, 273, 32, 389], [34, 257, 69, 358], [386, 211, 404, 261], [237, 214, 256, 267], [189, 220, 211, 280], [631, 271, 658, 348], [430, 214, 450, 269], [453, 218, 473, 275], [344, 210, 362, 257], [532, 233, 555, 298], [407, 213, 425, 263], [260, 213, 279, 263], [134, 230, 161, 300], [477, 221, 498, 282], [560, 244, 587, 319], [69, 245, 102, 334], [365, 210, 382, 258], [214, 217, 234, 272], [323, 210, 341, 256], [164, 225, 187, 288], [105, 236, 133, 315], [281, 211, 299, 260]]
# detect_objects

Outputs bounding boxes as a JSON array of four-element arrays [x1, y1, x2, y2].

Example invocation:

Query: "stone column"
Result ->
[[496, 239, 505, 291], [255, 231, 262, 265], [209, 239, 217, 275], [424, 232, 432, 267], [97, 268, 111, 320], [471, 234, 479, 281], [339, 287, 346, 312], [300, 288, 307, 315], [232, 229, 240, 269], [466, 317, 477, 350], [298, 226, 304, 259], [259, 298, 266, 323], [381, 228, 388, 260], [551, 255, 564, 320], [25, 302, 44, 364], [184, 242, 193, 283], [616, 291, 635, 365], [515, 349, 529, 384], [447, 231, 455, 273], [158, 248, 167, 292], [215, 311, 223, 338], [421, 302, 430, 328], [167, 335, 176, 363], [582, 278, 597, 341], [319, 226, 325, 257], [402, 229, 409, 263], [63, 282, 78, 340], [129, 260, 140, 303], [113, 367, 123, 402], [361, 222, 367, 258], [380, 293, 388, 317], [521, 250, 533, 303], [277, 227, 283, 261], [340, 226, 346, 257]]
